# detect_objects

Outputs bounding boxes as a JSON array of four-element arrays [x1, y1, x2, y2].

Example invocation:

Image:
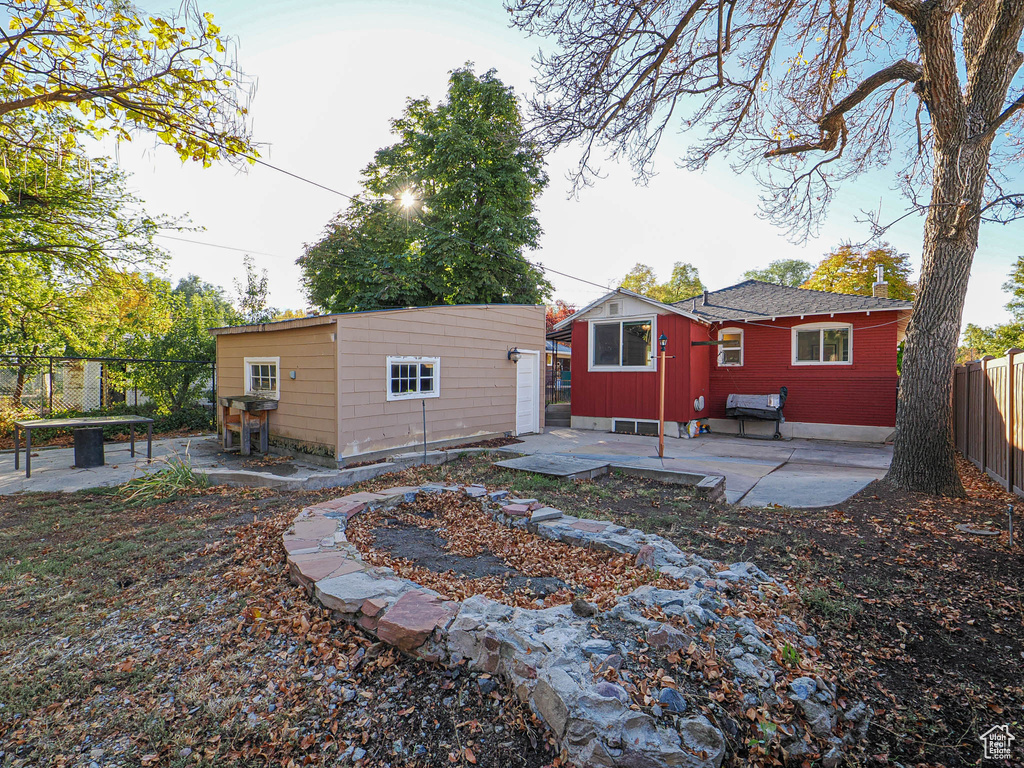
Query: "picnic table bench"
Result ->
[[13, 415, 154, 478]]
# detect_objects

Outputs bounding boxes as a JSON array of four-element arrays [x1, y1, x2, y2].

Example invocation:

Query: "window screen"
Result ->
[[720, 331, 742, 365], [593, 323, 621, 366], [621, 321, 652, 366], [822, 328, 850, 362], [796, 330, 821, 362]]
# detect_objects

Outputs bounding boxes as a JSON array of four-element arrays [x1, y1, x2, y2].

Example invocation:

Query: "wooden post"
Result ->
[[658, 346, 666, 459], [981, 355, 994, 474], [1007, 349, 1022, 492]]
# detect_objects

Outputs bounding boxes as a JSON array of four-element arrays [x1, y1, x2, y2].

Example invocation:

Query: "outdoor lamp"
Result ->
[[508, 348, 522, 362], [659, 334, 668, 352]]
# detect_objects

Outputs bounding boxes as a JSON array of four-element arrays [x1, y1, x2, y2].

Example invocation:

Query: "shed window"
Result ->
[[792, 323, 852, 365], [244, 357, 280, 399], [718, 328, 743, 366], [386, 356, 440, 401], [590, 318, 656, 371]]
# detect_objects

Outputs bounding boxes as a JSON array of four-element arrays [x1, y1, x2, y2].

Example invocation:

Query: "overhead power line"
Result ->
[[247, 157, 616, 293]]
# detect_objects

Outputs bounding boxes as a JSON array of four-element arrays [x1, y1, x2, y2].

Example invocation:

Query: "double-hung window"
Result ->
[[386, 356, 440, 400], [590, 318, 655, 371], [718, 328, 743, 366], [792, 323, 852, 365], [244, 357, 280, 399]]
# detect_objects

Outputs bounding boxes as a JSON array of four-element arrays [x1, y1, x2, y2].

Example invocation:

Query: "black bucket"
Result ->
[[73, 428, 105, 468]]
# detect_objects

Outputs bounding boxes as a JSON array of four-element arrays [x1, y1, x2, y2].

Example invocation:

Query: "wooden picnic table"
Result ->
[[13, 415, 154, 478]]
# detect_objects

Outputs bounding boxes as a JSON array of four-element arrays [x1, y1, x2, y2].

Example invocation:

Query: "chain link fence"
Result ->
[[0, 355, 216, 421]]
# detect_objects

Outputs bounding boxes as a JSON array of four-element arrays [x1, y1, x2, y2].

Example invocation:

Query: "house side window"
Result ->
[[792, 323, 852, 365], [386, 356, 440, 401], [590, 319, 655, 371], [718, 328, 743, 366], [244, 357, 280, 399]]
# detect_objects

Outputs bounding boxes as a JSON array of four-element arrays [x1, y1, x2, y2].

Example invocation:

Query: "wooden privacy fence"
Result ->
[[953, 348, 1024, 494]]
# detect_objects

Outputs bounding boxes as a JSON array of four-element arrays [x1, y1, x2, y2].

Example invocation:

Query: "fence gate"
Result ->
[[953, 348, 1024, 496]]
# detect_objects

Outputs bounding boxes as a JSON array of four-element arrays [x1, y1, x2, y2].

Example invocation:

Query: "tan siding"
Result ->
[[335, 305, 545, 458], [216, 323, 338, 453]]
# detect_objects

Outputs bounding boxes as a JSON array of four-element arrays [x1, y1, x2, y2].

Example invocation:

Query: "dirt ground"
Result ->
[[1, 452, 1020, 767]]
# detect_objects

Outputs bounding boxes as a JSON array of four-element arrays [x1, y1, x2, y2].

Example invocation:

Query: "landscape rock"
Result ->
[[646, 623, 692, 652], [658, 687, 688, 714], [375, 590, 457, 652], [530, 506, 564, 523], [788, 676, 817, 701], [798, 698, 836, 739], [635, 544, 656, 568], [315, 571, 412, 615]]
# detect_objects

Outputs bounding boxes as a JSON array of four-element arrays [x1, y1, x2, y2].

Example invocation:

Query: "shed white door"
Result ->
[[515, 350, 540, 435]]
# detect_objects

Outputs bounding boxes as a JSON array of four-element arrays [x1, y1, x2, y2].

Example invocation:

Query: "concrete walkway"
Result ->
[[510, 428, 891, 507], [0, 435, 341, 495]]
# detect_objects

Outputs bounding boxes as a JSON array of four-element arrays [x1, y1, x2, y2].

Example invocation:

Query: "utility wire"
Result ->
[[248, 157, 616, 293]]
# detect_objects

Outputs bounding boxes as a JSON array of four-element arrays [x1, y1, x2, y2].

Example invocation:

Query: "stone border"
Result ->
[[285, 483, 868, 768]]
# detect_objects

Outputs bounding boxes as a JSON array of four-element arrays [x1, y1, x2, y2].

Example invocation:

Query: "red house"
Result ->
[[549, 279, 913, 442]]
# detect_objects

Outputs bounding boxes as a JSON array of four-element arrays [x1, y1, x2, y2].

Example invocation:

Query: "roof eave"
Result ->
[[551, 288, 709, 331]]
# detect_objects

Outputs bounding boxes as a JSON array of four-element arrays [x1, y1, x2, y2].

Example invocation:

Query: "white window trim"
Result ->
[[587, 316, 658, 372], [718, 327, 744, 367], [791, 322, 853, 365], [244, 356, 281, 399], [386, 355, 441, 401]]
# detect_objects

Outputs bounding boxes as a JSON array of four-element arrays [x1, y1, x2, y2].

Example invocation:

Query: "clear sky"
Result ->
[[115, 0, 1023, 328]]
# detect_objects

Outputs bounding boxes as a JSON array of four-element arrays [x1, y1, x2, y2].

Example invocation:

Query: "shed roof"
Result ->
[[209, 302, 544, 336], [675, 280, 913, 322]]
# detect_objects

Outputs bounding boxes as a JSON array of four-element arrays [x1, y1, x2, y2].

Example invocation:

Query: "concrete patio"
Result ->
[[0, 435, 343, 495], [510, 428, 891, 507]]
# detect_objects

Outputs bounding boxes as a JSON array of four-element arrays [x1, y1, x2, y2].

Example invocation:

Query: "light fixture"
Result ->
[[507, 348, 522, 363], [659, 333, 668, 352]]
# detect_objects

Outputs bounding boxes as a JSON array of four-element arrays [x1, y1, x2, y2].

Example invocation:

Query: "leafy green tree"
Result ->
[[0, 0, 255, 172], [619, 264, 663, 299], [803, 244, 915, 301], [300, 67, 551, 312], [743, 259, 813, 287], [619, 262, 703, 302], [1002, 256, 1024, 320], [128, 278, 240, 411], [662, 262, 704, 302], [234, 255, 277, 324]]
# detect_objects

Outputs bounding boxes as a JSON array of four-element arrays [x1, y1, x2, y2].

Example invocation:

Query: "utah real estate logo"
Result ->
[[980, 724, 1015, 761]]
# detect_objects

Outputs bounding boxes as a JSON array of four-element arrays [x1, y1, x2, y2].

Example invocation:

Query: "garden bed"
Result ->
[[344, 491, 683, 609]]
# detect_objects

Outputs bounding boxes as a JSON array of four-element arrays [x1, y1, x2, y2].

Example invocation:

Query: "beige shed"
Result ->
[[210, 304, 546, 465]]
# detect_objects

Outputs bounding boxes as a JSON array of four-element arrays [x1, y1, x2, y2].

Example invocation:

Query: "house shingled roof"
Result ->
[[675, 279, 913, 323]]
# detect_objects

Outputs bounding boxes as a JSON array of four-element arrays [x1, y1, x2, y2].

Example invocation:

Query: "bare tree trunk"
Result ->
[[885, 142, 990, 496]]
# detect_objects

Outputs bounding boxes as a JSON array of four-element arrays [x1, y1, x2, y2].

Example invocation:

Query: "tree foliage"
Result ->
[[803, 244, 916, 301], [127, 278, 238, 410], [545, 299, 577, 331], [619, 261, 703, 303], [0, 118, 173, 358], [507, 0, 1024, 493], [0, 0, 255, 170], [743, 259, 812, 287], [959, 255, 1024, 361], [300, 67, 551, 312], [234, 255, 277, 324]]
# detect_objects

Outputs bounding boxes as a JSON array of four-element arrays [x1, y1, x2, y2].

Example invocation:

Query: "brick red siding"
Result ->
[[570, 310, 901, 428], [570, 314, 703, 424], [706, 311, 900, 427]]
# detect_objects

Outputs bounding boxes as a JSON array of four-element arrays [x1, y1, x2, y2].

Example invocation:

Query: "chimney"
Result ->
[[702, 288, 709, 305], [872, 265, 889, 299]]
